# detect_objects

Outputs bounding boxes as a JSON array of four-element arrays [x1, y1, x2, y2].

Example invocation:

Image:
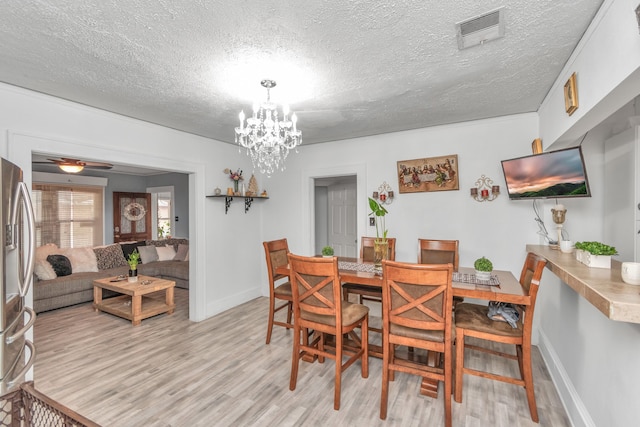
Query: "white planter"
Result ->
[[577, 251, 611, 269], [475, 270, 491, 281]]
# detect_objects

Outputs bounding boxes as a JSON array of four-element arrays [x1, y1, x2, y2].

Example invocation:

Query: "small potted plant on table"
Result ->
[[474, 256, 493, 282], [127, 249, 141, 282], [322, 246, 334, 257], [574, 241, 618, 268]]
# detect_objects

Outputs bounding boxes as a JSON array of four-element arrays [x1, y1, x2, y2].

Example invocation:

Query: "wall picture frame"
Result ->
[[564, 73, 578, 116], [397, 154, 459, 194]]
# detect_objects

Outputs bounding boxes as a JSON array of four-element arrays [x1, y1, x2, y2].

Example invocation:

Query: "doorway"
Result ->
[[314, 176, 358, 257]]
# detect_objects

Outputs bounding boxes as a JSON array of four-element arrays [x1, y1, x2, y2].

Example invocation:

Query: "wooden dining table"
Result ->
[[277, 256, 529, 398]]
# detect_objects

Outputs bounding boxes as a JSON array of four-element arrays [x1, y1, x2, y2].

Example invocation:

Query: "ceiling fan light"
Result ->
[[59, 164, 84, 173]]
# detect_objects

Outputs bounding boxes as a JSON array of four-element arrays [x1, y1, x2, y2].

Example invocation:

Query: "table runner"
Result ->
[[452, 271, 500, 286], [338, 261, 377, 273]]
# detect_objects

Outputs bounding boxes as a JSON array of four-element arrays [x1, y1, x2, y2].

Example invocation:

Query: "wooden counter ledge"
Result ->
[[527, 245, 640, 324]]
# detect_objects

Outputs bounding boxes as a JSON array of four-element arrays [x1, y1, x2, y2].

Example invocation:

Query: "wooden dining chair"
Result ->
[[288, 253, 369, 410], [342, 236, 396, 304], [418, 238, 462, 307], [379, 260, 454, 427], [454, 252, 547, 423], [263, 239, 294, 344]]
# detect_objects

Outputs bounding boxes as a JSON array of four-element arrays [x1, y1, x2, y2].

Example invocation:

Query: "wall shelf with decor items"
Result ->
[[207, 195, 269, 214]]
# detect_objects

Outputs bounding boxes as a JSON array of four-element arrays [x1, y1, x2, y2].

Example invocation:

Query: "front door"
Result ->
[[113, 192, 152, 242]]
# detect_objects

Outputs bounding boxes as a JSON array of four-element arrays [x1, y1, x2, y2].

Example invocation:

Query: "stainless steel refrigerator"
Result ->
[[0, 157, 36, 395]]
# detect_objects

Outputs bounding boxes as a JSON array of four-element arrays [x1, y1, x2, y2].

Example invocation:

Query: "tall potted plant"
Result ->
[[127, 249, 141, 283], [368, 197, 389, 271]]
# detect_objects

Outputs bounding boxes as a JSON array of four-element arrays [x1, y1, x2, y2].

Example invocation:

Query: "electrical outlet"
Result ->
[[369, 217, 375, 226]]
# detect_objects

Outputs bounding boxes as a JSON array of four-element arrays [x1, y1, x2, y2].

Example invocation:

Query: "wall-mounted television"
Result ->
[[501, 146, 591, 200]]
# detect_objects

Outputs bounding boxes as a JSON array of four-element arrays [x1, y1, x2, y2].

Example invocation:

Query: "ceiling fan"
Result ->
[[34, 157, 113, 173]]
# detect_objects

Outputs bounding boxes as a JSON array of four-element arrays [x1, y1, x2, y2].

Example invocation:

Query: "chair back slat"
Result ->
[[383, 260, 453, 339], [288, 254, 342, 324], [263, 239, 290, 281], [519, 253, 547, 331], [418, 239, 459, 271]]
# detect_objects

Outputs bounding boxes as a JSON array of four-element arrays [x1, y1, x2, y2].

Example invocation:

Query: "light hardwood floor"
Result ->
[[34, 289, 570, 426]]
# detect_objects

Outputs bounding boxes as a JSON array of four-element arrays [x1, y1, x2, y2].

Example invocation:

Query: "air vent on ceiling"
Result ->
[[455, 7, 505, 50]]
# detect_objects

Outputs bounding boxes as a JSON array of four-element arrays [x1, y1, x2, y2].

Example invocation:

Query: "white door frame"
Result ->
[[302, 163, 367, 256]]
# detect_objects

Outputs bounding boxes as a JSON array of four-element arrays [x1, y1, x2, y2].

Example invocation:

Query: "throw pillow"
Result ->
[[138, 245, 159, 264], [157, 245, 176, 261], [120, 240, 147, 262], [173, 244, 189, 261], [93, 244, 128, 270], [34, 259, 57, 281], [64, 247, 99, 273], [46, 254, 72, 277]]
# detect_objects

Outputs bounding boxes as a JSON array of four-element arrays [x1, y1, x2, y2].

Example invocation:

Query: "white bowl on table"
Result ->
[[621, 262, 640, 285]]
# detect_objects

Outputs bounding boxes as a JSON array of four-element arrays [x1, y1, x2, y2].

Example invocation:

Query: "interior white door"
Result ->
[[328, 181, 357, 257]]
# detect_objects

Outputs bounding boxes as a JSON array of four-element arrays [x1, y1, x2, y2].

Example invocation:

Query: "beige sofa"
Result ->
[[33, 239, 189, 313]]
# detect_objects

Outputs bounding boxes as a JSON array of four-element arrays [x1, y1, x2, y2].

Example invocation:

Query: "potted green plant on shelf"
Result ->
[[574, 241, 618, 269], [127, 249, 141, 282], [368, 197, 389, 270], [474, 256, 493, 281], [322, 246, 334, 257]]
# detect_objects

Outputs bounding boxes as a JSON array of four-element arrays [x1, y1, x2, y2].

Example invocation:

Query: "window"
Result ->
[[157, 192, 172, 238], [32, 183, 104, 248], [148, 186, 175, 239]]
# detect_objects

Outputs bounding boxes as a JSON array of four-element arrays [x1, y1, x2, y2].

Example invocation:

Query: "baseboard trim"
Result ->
[[206, 286, 262, 317], [538, 330, 596, 427]]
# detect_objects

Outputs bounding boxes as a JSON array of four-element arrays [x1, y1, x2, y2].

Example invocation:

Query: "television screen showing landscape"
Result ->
[[501, 146, 591, 200]]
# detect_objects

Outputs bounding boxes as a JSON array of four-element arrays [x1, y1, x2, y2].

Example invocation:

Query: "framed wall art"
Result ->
[[396, 154, 459, 194], [564, 73, 578, 116]]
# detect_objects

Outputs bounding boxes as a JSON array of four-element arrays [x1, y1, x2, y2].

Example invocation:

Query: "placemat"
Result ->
[[338, 261, 377, 273], [453, 272, 500, 286]]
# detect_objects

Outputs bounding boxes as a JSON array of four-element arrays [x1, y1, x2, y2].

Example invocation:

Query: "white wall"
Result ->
[[539, 0, 640, 147], [537, 1, 640, 426]]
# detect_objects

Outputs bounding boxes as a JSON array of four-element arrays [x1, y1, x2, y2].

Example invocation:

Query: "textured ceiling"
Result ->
[[0, 1, 603, 145]]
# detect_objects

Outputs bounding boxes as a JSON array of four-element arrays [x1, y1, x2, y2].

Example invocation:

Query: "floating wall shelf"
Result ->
[[207, 195, 269, 214]]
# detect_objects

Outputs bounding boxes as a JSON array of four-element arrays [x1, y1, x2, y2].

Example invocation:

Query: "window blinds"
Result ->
[[32, 184, 104, 248]]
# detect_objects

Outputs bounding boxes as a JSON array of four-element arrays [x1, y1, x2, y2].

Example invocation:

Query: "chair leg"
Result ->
[[286, 301, 293, 327], [334, 331, 343, 410], [380, 337, 390, 419], [444, 339, 453, 427], [290, 326, 301, 391], [521, 344, 539, 422], [361, 316, 369, 378], [266, 298, 275, 344], [454, 328, 464, 403]]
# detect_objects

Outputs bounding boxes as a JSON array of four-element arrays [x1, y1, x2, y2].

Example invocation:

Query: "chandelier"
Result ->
[[235, 79, 302, 176]]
